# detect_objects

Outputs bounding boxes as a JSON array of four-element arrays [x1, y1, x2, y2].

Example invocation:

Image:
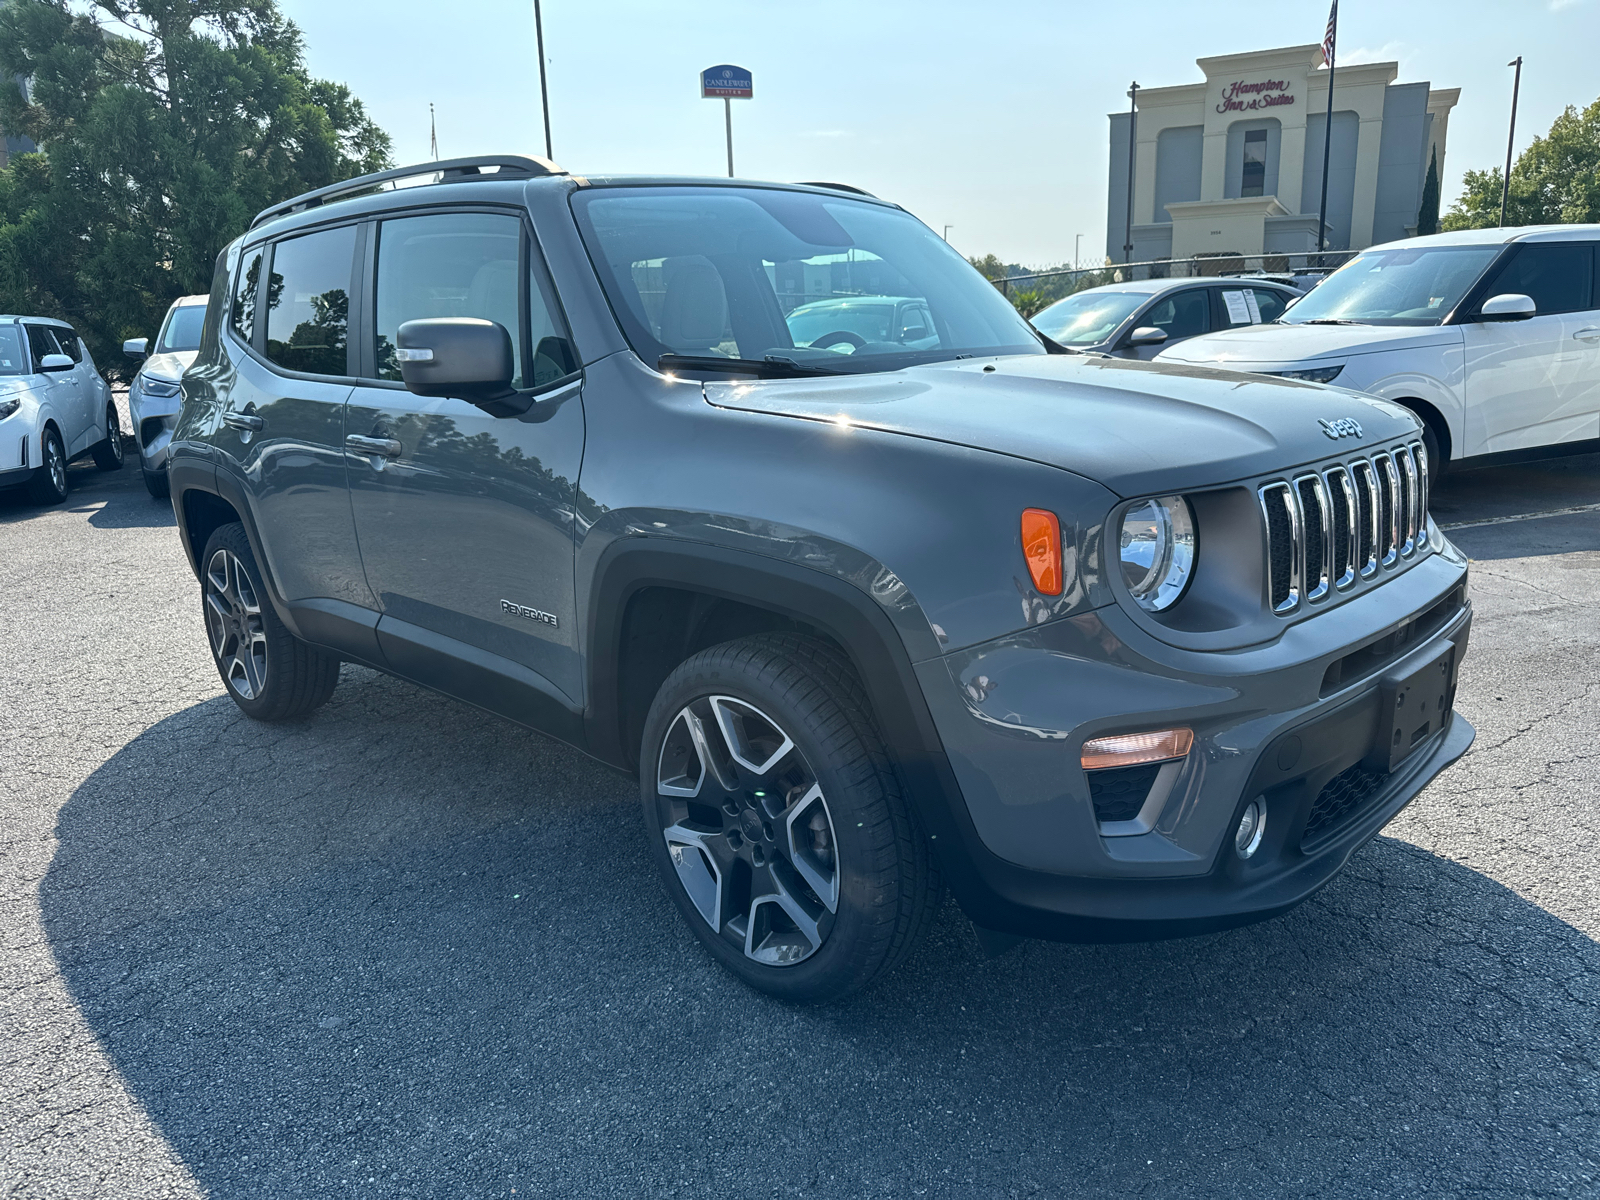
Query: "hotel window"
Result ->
[[1241, 129, 1268, 197]]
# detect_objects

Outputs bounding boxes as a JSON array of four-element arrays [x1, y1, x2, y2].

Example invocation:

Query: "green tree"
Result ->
[[1416, 146, 1440, 236], [1442, 96, 1600, 231], [0, 0, 391, 377]]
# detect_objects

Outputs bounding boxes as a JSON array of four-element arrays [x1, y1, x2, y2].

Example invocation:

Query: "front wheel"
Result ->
[[641, 634, 942, 1002], [26, 427, 68, 505], [200, 522, 341, 721], [142, 466, 170, 500]]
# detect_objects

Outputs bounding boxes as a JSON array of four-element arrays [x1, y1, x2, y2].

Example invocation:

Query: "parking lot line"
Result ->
[[1440, 502, 1600, 532]]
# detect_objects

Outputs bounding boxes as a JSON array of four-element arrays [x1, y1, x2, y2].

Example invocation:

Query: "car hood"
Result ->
[[704, 354, 1421, 497], [1156, 321, 1460, 366], [140, 349, 197, 382]]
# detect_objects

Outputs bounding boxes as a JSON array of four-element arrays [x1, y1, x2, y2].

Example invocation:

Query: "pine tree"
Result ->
[[0, 0, 391, 376], [1416, 146, 1440, 237]]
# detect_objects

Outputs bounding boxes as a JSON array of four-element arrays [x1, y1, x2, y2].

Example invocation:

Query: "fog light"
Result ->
[[1235, 799, 1266, 859]]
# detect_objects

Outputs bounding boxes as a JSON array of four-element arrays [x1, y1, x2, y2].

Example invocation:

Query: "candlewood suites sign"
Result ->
[[1216, 79, 1296, 113]]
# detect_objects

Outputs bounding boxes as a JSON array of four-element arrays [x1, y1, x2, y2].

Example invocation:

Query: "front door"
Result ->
[[1125, 287, 1210, 359], [344, 209, 585, 705], [1465, 241, 1599, 456], [23, 325, 75, 450]]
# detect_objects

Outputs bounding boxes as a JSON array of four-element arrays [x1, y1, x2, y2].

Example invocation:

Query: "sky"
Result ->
[[275, 0, 1599, 268]]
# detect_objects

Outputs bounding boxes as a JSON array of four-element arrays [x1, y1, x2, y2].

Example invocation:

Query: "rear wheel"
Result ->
[[26, 427, 68, 506], [641, 633, 941, 1002], [201, 522, 341, 721], [91, 402, 124, 471]]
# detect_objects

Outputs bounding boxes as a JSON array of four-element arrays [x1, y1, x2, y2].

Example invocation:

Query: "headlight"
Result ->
[[0, 396, 19, 421], [1264, 364, 1344, 384], [1118, 495, 1196, 612], [141, 377, 182, 398]]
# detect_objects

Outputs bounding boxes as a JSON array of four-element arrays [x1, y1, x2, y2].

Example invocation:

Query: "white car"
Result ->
[[124, 294, 207, 498], [1155, 226, 1600, 470], [0, 316, 122, 505]]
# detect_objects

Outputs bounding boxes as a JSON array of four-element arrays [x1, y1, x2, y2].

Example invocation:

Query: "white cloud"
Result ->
[[1549, 0, 1584, 11], [1338, 41, 1412, 66]]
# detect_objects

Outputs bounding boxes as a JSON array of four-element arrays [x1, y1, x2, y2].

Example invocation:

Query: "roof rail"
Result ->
[[793, 180, 877, 198], [250, 155, 566, 229]]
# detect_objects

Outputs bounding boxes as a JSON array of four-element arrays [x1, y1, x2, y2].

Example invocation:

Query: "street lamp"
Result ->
[[943, 225, 953, 242], [1075, 233, 1083, 271]]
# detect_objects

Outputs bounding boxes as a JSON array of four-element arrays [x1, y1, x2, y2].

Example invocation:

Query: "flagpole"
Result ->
[[1316, 3, 1337, 262]]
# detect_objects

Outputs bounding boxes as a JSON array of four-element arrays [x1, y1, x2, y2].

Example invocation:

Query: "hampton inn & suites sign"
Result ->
[[1215, 79, 1296, 113]]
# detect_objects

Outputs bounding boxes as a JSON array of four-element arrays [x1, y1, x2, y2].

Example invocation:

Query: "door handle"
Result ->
[[345, 433, 403, 459], [1574, 327, 1600, 343], [222, 412, 264, 431]]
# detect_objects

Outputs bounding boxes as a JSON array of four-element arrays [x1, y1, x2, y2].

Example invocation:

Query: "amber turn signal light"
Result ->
[[1021, 508, 1062, 596], [1081, 728, 1194, 771]]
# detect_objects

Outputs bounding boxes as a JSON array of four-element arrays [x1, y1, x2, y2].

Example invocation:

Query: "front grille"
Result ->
[[1088, 763, 1162, 823], [1259, 440, 1429, 617], [1302, 762, 1390, 847]]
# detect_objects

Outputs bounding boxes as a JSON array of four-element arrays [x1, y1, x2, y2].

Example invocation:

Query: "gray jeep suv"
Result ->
[[168, 156, 1475, 1001]]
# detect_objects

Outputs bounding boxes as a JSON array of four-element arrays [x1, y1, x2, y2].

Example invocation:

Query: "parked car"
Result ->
[[1029, 276, 1302, 359], [0, 316, 122, 505], [784, 295, 940, 353], [1155, 226, 1600, 470], [168, 156, 1473, 1001], [124, 294, 208, 498]]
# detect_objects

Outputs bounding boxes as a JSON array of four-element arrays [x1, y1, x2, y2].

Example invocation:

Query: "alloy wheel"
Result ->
[[655, 696, 840, 966], [106, 407, 124, 465], [45, 434, 66, 495], [204, 548, 268, 700]]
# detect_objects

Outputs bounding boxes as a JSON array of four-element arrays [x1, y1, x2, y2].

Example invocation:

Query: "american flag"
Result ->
[[1322, 0, 1338, 68]]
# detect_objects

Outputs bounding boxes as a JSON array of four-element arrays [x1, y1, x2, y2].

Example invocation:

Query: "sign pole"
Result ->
[[701, 65, 752, 176], [725, 97, 734, 177]]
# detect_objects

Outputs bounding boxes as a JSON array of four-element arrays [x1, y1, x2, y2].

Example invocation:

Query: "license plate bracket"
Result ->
[[1367, 642, 1457, 774]]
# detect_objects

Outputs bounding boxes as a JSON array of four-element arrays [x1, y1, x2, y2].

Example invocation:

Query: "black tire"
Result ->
[[1419, 420, 1444, 480], [142, 466, 170, 500], [26, 426, 68, 506], [640, 633, 942, 1002], [200, 522, 341, 721], [91, 402, 125, 471]]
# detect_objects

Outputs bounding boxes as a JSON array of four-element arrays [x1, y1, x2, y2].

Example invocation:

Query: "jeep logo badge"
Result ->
[[501, 599, 559, 628], [1318, 417, 1363, 440]]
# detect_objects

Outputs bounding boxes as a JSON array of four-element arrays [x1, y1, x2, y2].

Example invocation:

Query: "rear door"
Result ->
[[344, 207, 586, 707], [52, 327, 104, 453], [1464, 241, 1598, 455]]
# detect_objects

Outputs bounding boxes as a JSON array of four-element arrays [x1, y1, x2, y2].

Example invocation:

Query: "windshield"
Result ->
[[1282, 245, 1502, 326], [0, 325, 23, 376], [157, 303, 206, 353], [571, 186, 1043, 372], [1030, 290, 1147, 345]]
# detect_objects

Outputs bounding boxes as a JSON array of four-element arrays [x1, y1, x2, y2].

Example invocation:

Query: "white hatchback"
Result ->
[[0, 316, 122, 505], [1155, 226, 1600, 470]]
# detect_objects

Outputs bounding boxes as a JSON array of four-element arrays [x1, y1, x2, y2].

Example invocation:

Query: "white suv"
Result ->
[[0, 316, 122, 505], [124, 294, 207, 498], [1156, 226, 1600, 469]]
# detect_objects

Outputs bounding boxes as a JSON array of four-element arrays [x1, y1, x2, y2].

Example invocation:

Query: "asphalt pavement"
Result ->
[[1, 451, 1596, 1199]]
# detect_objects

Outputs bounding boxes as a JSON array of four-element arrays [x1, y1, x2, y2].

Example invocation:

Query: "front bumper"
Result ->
[[130, 384, 181, 472], [915, 546, 1474, 942]]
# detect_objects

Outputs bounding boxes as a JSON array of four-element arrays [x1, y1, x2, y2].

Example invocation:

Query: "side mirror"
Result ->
[[1126, 326, 1169, 347], [1475, 293, 1536, 322], [39, 353, 74, 373], [396, 318, 526, 417], [123, 337, 149, 361]]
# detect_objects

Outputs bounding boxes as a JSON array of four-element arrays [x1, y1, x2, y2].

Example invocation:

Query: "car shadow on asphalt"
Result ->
[[39, 668, 1598, 1196]]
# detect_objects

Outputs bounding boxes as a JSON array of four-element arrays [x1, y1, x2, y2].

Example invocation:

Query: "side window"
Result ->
[[1146, 289, 1210, 339], [1483, 244, 1595, 316], [374, 211, 576, 389], [264, 225, 357, 376], [24, 325, 61, 371], [233, 247, 264, 345], [1251, 288, 1290, 323], [51, 329, 82, 362]]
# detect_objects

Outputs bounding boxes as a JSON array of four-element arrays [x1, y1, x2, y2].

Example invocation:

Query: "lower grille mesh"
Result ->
[[1302, 762, 1390, 846], [1089, 763, 1162, 824]]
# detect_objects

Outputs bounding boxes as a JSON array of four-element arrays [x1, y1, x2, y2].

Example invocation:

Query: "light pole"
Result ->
[[533, 0, 553, 160], [1123, 82, 1138, 265], [1075, 233, 1083, 271], [1500, 56, 1523, 228], [942, 225, 953, 242]]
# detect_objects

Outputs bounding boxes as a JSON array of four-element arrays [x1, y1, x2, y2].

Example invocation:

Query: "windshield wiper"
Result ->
[[657, 353, 844, 378], [1297, 318, 1365, 326]]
